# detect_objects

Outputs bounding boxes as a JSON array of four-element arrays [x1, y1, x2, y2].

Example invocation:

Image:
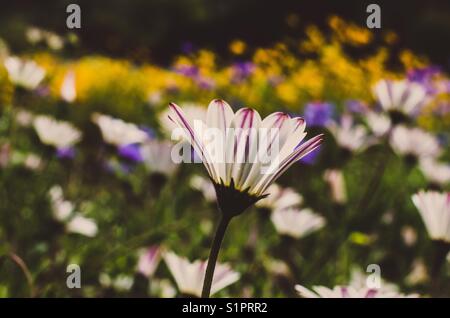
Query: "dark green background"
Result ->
[[1, 0, 449, 67]]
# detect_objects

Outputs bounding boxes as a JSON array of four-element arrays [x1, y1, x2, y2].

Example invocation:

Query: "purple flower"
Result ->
[[304, 102, 334, 127], [407, 66, 440, 83], [346, 100, 368, 114], [56, 147, 75, 159], [407, 66, 442, 95], [35, 85, 50, 97], [139, 125, 156, 139], [118, 144, 143, 162], [196, 76, 216, 90], [174, 65, 199, 78], [300, 148, 320, 165], [231, 61, 254, 83]]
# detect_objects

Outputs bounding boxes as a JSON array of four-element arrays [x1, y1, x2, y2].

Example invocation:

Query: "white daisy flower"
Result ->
[[390, 125, 441, 160], [256, 183, 303, 211], [23, 153, 42, 170], [66, 215, 98, 237], [4, 56, 46, 90], [328, 114, 370, 152], [349, 267, 400, 293], [46, 33, 64, 50], [15, 109, 34, 127], [159, 102, 207, 139], [419, 158, 450, 186], [60, 70, 76, 103], [411, 190, 450, 242], [401, 226, 418, 246], [323, 169, 347, 204], [26, 27, 43, 44], [295, 284, 418, 298], [190, 175, 217, 202], [33, 115, 82, 149], [49, 186, 98, 237], [164, 251, 240, 297], [365, 111, 391, 137], [150, 278, 177, 298], [406, 260, 428, 285], [140, 139, 178, 176], [99, 273, 134, 292], [91, 113, 148, 147], [168, 99, 322, 218], [271, 208, 325, 239], [137, 246, 162, 278], [49, 185, 76, 221], [373, 79, 429, 117]]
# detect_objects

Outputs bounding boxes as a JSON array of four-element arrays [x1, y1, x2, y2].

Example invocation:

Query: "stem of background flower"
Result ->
[[355, 153, 389, 215], [430, 240, 450, 296], [6, 252, 36, 297], [201, 214, 232, 298]]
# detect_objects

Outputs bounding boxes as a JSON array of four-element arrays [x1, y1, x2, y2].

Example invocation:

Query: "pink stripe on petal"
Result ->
[[169, 103, 217, 179], [258, 134, 323, 193]]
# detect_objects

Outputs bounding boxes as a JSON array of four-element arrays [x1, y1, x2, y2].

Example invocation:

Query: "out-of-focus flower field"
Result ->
[[0, 16, 449, 298]]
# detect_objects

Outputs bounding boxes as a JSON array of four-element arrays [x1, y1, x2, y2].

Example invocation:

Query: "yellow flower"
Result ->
[[399, 50, 428, 71], [300, 25, 325, 53], [229, 40, 246, 55], [328, 16, 372, 46], [0, 63, 13, 107]]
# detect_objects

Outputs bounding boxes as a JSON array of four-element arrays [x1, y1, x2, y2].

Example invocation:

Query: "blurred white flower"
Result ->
[[49, 185, 76, 221], [401, 226, 418, 246], [66, 215, 98, 237], [33, 115, 82, 148], [26, 27, 43, 44], [323, 169, 347, 204], [390, 125, 441, 160], [349, 267, 399, 293], [373, 79, 429, 116], [25, 27, 64, 50], [365, 111, 391, 137], [270, 208, 325, 239], [15, 109, 34, 127], [46, 33, 64, 50], [266, 259, 291, 277], [328, 114, 371, 152], [150, 278, 177, 298], [140, 139, 178, 176], [159, 102, 207, 139], [4, 56, 46, 90], [60, 70, 76, 103], [411, 190, 450, 242], [99, 273, 134, 292], [190, 175, 216, 202], [256, 183, 303, 211], [295, 284, 418, 298], [23, 153, 42, 170], [164, 251, 240, 297], [92, 113, 148, 147], [148, 90, 163, 106], [381, 210, 394, 225], [137, 245, 162, 278], [406, 260, 428, 285], [49, 186, 98, 237], [419, 158, 450, 186]]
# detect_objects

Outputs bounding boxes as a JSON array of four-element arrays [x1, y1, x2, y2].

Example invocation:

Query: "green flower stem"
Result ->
[[201, 215, 232, 298]]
